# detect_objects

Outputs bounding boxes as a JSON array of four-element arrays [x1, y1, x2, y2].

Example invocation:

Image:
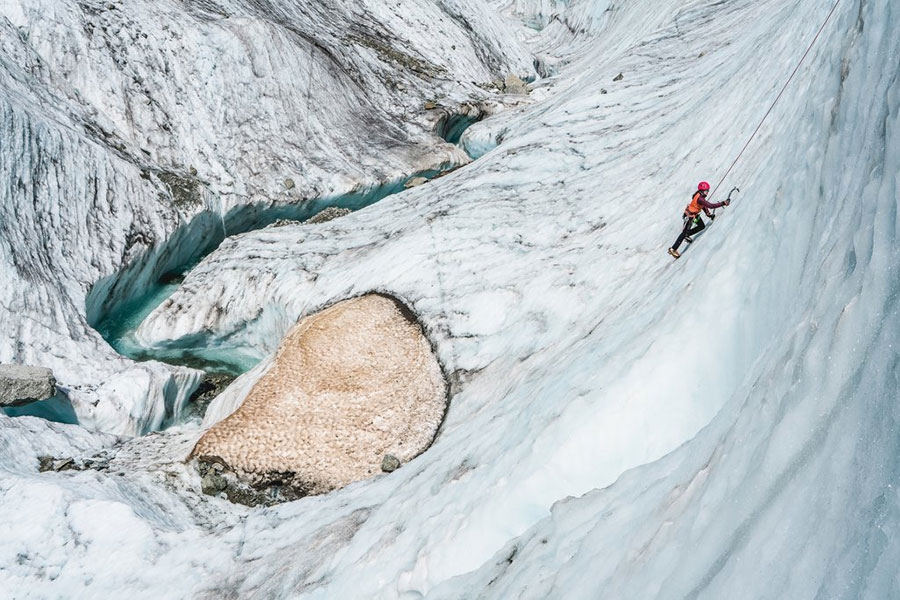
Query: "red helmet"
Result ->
[[698, 181, 710, 191]]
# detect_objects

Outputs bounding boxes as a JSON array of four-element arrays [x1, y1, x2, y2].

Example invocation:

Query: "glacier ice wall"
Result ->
[[430, 1, 900, 597], [2, 0, 899, 597]]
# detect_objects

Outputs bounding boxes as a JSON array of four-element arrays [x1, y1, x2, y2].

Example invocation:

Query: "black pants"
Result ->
[[671, 214, 705, 251]]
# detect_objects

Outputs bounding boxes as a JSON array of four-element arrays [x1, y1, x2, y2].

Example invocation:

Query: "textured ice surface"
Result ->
[[2, 0, 899, 597]]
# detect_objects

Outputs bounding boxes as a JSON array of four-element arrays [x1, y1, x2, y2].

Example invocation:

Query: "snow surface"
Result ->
[[2, 0, 899, 597]]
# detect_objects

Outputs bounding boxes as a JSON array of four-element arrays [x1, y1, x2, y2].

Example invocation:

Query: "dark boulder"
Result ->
[[0, 365, 56, 407]]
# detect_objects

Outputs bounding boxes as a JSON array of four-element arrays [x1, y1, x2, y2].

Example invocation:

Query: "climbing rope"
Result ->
[[710, 0, 843, 199]]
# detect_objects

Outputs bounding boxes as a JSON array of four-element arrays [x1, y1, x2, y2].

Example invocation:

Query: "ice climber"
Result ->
[[667, 181, 730, 259]]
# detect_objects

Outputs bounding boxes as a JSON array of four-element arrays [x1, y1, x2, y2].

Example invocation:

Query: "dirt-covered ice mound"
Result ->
[[192, 293, 446, 498]]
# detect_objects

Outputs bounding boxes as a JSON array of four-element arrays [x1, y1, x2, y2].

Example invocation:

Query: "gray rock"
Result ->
[[613, 72, 624, 82], [83, 457, 110, 470], [284, 178, 295, 189], [53, 457, 76, 471], [503, 73, 528, 95], [404, 176, 429, 189], [195, 455, 305, 506], [306, 207, 352, 224], [381, 454, 401, 473], [201, 471, 228, 495], [197, 455, 230, 495], [158, 171, 201, 209], [185, 372, 236, 421], [268, 218, 303, 228], [0, 365, 56, 407], [36, 452, 113, 473]]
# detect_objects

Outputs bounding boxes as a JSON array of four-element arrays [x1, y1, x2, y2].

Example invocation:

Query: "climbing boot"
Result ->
[[668, 248, 681, 259]]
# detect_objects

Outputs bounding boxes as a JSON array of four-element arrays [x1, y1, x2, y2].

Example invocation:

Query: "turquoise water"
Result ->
[[90, 107, 483, 378], [94, 275, 261, 376], [2, 393, 79, 424], [97, 279, 183, 349], [91, 163, 466, 378], [439, 114, 481, 146]]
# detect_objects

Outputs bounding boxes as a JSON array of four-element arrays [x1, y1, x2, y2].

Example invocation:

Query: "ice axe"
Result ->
[[712, 186, 739, 219], [725, 186, 740, 204]]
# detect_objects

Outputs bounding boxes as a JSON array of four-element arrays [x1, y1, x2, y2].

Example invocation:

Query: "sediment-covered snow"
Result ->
[[2, 0, 899, 597], [194, 293, 446, 494]]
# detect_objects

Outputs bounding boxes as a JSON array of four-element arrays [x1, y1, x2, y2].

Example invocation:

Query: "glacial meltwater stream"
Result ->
[[89, 114, 485, 414]]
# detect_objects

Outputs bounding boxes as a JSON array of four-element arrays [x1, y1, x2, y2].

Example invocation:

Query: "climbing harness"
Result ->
[[710, 0, 843, 199]]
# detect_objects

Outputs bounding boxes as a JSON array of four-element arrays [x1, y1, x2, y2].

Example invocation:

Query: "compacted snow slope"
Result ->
[[2, 0, 898, 597]]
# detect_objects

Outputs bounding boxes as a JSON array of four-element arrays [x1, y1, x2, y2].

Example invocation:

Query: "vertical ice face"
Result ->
[[429, 1, 900, 597], [2, 0, 898, 598]]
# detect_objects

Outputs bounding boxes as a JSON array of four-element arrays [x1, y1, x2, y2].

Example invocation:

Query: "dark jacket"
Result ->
[[685, 191, 726, 217]]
